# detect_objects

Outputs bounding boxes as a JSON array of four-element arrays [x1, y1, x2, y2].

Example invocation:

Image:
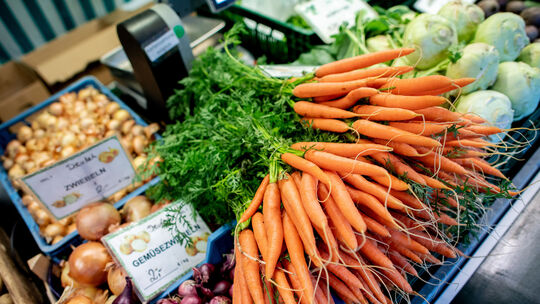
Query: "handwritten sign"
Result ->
[[21, 135, 136, 220], [102, 202, 211, 302]]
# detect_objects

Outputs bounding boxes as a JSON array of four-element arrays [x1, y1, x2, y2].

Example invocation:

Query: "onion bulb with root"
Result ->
[[113, 109, 130, 123], [60, 146, 76, 158], [105, 102, 120, 115], [43, 222, 66, 239], [107, 264, 127, 295], [17, 126, 33, 143], [61, 263, 80, 288], [34, 209, 51, 226], [132, 135, 146, 155], [21, 194, 34, 206], [130, 125, 144, 137], [3, 158, 14, 170], [5, 140, 22, 158], [144, 123, 160, 139], [68, 242, 112, 286], [76, 202, 120, 241], [122, 196, 152, 222], [49, 103, 63, 116], [121, 120, 135, 135], [8, 164, 25, 179], [14, 154, 29, 166]]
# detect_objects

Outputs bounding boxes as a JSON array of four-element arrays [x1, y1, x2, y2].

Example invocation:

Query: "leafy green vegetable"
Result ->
[[286, 15, 311, 30]]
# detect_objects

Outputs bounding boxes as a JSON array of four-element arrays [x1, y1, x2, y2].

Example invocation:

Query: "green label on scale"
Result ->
[[173, 25, 185, 39]]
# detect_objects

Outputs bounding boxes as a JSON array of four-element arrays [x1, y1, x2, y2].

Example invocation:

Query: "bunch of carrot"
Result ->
[[233, 48, 515, 304]]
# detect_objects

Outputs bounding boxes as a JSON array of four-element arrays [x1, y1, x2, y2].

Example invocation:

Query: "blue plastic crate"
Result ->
[[0, 76, 160, 256]]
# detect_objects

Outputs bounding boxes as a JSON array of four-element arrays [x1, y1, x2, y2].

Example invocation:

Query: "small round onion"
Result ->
[[14, 154, 29, 166], [68, 242, 112, 286], [178, 280, 198, 297], [59, 92, 76, 104], [22, 160, 36, 173], [110, 189, 127, 202], [78, 88, 92, 100], [5, 140, 22, 158], [17, 126, 33, 143], [3, 158, 14, 170], [49, 103, 63, 116], [107, 119, 121, 131], [107, 264, 127, 295], [132, 135, 146, 155], [120, 137, 133, 155], [8, 164, 25, 179], [86, 101, 98, 112], [34, 209, 51, 226], [180, 295, 202, 304], [131, 125, 144, 137], [133, 155, 147, 171], [76, 202, 120, 241], [157, 299, 180, 304], [36, 112, 52, 128], [62, 132, 78, 148], [144, 123, 160, 139], [113, 109, 130, 122], [52, 235, 64, 244], [27, 201, 41, 216], [106, 102, 120, 115], [122, 196, 152, 222], [67, 223, 77, 234], [121, 120, 135, 135], [80, 117, 95, 129], [45, 115, 58, 131], [34, 129, 45, 139], [61, 146, 76, 158], [208, 296, 231, 304], [43, 222, 66, 239], [21, 194, 35, 206]]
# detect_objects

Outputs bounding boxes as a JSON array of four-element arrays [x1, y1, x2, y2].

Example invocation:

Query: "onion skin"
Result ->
[[66, 295, 92, 304], [122, 196, 152, 222], [76, 202, 120, 241], [177, 280, 198, 297], [180, 295, 202, 304], [108, 265, 128, 295], [68, 242, 112, 286], [112, 277, 136, 304]]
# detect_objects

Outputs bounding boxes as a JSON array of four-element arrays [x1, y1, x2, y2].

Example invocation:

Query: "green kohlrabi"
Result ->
[[473, 12, 529, 62], [366, 35, 392, 53], [402, 14, 458, 70], [517, 43, 540, 69], [491, 61, 540, 121], [438, 1, 485, 42], [455, 90, 514, 142], [446, 43, 499, 94]]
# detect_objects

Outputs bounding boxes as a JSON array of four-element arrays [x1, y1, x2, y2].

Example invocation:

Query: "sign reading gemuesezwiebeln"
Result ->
[[21, 135, 136, 220], [102, 202, 211, 302]]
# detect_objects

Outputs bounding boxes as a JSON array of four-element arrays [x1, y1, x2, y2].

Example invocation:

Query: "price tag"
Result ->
[[295, 0, 378, 44], [102, 202, 211, 302], [413, 0, 475, 14], [20, 135, 136, 220], [144, 29, 180, 63]]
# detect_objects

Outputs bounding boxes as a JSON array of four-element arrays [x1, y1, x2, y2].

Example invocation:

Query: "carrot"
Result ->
[[283, 261, 309, 304], [319, 250, 365, 291], [414, 107, 472, 125], [388, 190, 424, 210], [339, 173, 406, 210], [294, 101, 360, 118], [387, 249, 418, 277], [352, 120, 442, 148], [357, 236, 395, 269], [233, 262, 242, 304], [432, 191, 460, 208], [418, 173, 451, 190], [274, 268, 297, 304], [263, 276, 275, 304], [409, 230, 457, 258], [283, 212, 316, 304], [387, 241, 423, 264], [442, 147, 487, 158], [464, 124, 502, 135], [240, 175, 270, 223], [462, 113, 486, 124], [315, 278, 335, 304], [372, 139, 420, 157], [318, 184, 358, 249], [319, 66, 414, 83], [413, 147, 469, 175], [452, 157, 506, 179], [304, 150, 389, 177], [339, 252, 386, 304], [262, 183, 283, 279], [291, 171, 303, 189], [353, 275, 381, 304], [380, 268, 413, 293], [319, 271, 362, 304], [313, 93, 344, 102], [369, 93, 447, 110], [352, 105, 420, 121], [319, 87, 379, 109], [418, 252, 442, 264], [388, 121, 449, 136], [252, 212, 268, 260], [291, 142, 392, 158], [281, 153, 331, 186], [239, 229, 265, 304], [293, 78, 388, 98], [370, 172, 410, 191], [443, 138, 497, 148], [345, 186, 395, 226], [236, 247, 253, 304], [381, 75, 454, 95], [315, 48, 415, 77], [300, 118, 350, 133], [388, 230, 429, 254], [326, 171, 367, 233], [310, 275, 329, 304], [420, 77, 476, 96], [361, 212, 392, 237], [367, 150, 427, 185], [279, 176, 320, 267]]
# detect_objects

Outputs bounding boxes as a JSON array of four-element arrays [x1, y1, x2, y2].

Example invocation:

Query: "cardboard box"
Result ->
[[0, 62, 50, 123], [21, 4, 151, 87]]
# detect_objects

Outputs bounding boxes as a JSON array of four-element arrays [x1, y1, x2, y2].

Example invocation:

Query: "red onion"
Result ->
[[212, 281, 231, 296], [229, 284, 234, 298], [209, 296, 231, 304], [68, 242, 112, 286], [193, 263, 215, 284], [177, 280, 198, 297], [112, 277, 138, 304], [76, 202, 120, 241], [157, 299, 179, 304], [180, 295, 202, 304]]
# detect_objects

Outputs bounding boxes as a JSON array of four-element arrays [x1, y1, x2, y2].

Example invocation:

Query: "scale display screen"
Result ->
[[206, 0, 235, 12]]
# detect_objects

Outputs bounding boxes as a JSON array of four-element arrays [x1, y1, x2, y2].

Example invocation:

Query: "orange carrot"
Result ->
[[310, 275, 329, 304], [291, 142, 392, 158], [464, 125, 502, 135], [252, 212, 268, 260], [300, 118, 350, 133], [315, 48, 415, 77], [352, 120, 442, 148], [294, 101, 360, 118], [452, 157, 506, 179], [339, 252, 386, 304], [388, 190, 424, 210], [304, 150, 389, 177], [293, 78, 388, 98], [318, 184, 358, 249], [409, 230, 457, 258], [414, 107, 472, 125], [319, 271, 360, 304], [370, 172, 410, 191], [281, 153, 331, 186], [319, 250, 365, 291], [357, 236, 395, 269], [283, 261, 309, 304], [326, 171, 367, 233], [352, 105, 420, 121], [319, 66, 414, 83], [443, 138, 497, 148], [387, 248, 418, 277], [388, 230, 429, 254], [372, 139, 420, 157], [263, 277, 275, 304], [274, 268, 296, 304], [339, 173, 406, 210], [236, 246, 253, 304], [283, 212, 316, 304], [313, 93, 344, 102], [361, 212, 392, 237], [240, 175, 269, 223], [262, 183, 283, 279], [418, 252, 442, 264], [369, 93, 447, 110], [462, 113, 486, 124], [380, 268, 413, 293], [413, 147, 469, 175], [418, 173, 451, 190], [418, 77, 476, 96], [381, 75, 454, 95], [345, 186, 395, 226], [388, 121, 450, 136], [319, 87, 379, 109], [387, 241, 423, 264], [239, 229, 265, 304], [442, 147, 487, 158], [367, 150, 427, 185]]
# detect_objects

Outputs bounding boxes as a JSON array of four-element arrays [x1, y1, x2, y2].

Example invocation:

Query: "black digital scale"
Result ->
[[115, 0, 235, 122]]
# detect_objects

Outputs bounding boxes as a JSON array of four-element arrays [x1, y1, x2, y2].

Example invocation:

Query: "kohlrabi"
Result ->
[[403, 14, 458, 69], [366, 35, 392, 53], [473, 12, 529, 62], [491, 61, 540, 121], [517, 43, 540, 69], [446, 43, 499, 94], [455, 90, 514, 142], [438, 1, 485, 42]]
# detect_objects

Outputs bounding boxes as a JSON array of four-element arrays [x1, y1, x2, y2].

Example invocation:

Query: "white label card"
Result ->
[[295, 0, 378, 44], [413, 0, 475, 14], [21, 135, 136, 220], [102, 202, 211, 302], [144, 29, 180, 62]]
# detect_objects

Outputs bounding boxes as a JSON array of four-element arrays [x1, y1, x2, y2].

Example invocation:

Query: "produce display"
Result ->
[[0, 86, 160, 245], [145, 26, 528, 304]]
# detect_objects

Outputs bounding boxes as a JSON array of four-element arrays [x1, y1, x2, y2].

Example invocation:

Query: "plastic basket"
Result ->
[[0, 76, 160, 256], [204, 4, 322, 63]]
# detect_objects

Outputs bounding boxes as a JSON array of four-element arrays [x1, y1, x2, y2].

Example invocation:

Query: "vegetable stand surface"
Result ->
[[0, 76, 159, 256]]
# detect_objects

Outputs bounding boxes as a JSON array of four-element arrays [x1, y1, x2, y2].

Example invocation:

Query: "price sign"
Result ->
[[102, 202, 211, 302], [20, 135, 136, 220]]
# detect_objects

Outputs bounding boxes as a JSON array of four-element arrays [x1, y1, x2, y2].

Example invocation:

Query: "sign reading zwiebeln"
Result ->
[[20, 135, 136, 220], [102, 202, 211, 302]]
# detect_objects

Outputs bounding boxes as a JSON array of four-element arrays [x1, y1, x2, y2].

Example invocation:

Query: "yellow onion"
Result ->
[[17, 126, 33, 143], [132, 135, 146, 155], [105, 103, 120, 115], [8, 164, 25, 179], [107, 264, 127, 295], [61, 263, 81, 288], [3, 158, 14, 170], [122, 196, 152, 222], [5, 140, 22, 158], [76, 202, 120, 241], [113, 109, 130, 122], [43, 222, 66, 239], [49, 103, 63, 116], [68, 242, 112, 286]]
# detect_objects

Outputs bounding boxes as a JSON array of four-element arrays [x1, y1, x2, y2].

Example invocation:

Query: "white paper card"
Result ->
[[144, 29, 180, 62], [21, 135, 136, 220], [295, 0, 378, 44], [102, 202, 211, 302], [413, 0, 475, 14]]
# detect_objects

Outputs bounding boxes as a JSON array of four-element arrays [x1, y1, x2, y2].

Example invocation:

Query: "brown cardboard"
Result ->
[[21, 5, 151, 87]]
